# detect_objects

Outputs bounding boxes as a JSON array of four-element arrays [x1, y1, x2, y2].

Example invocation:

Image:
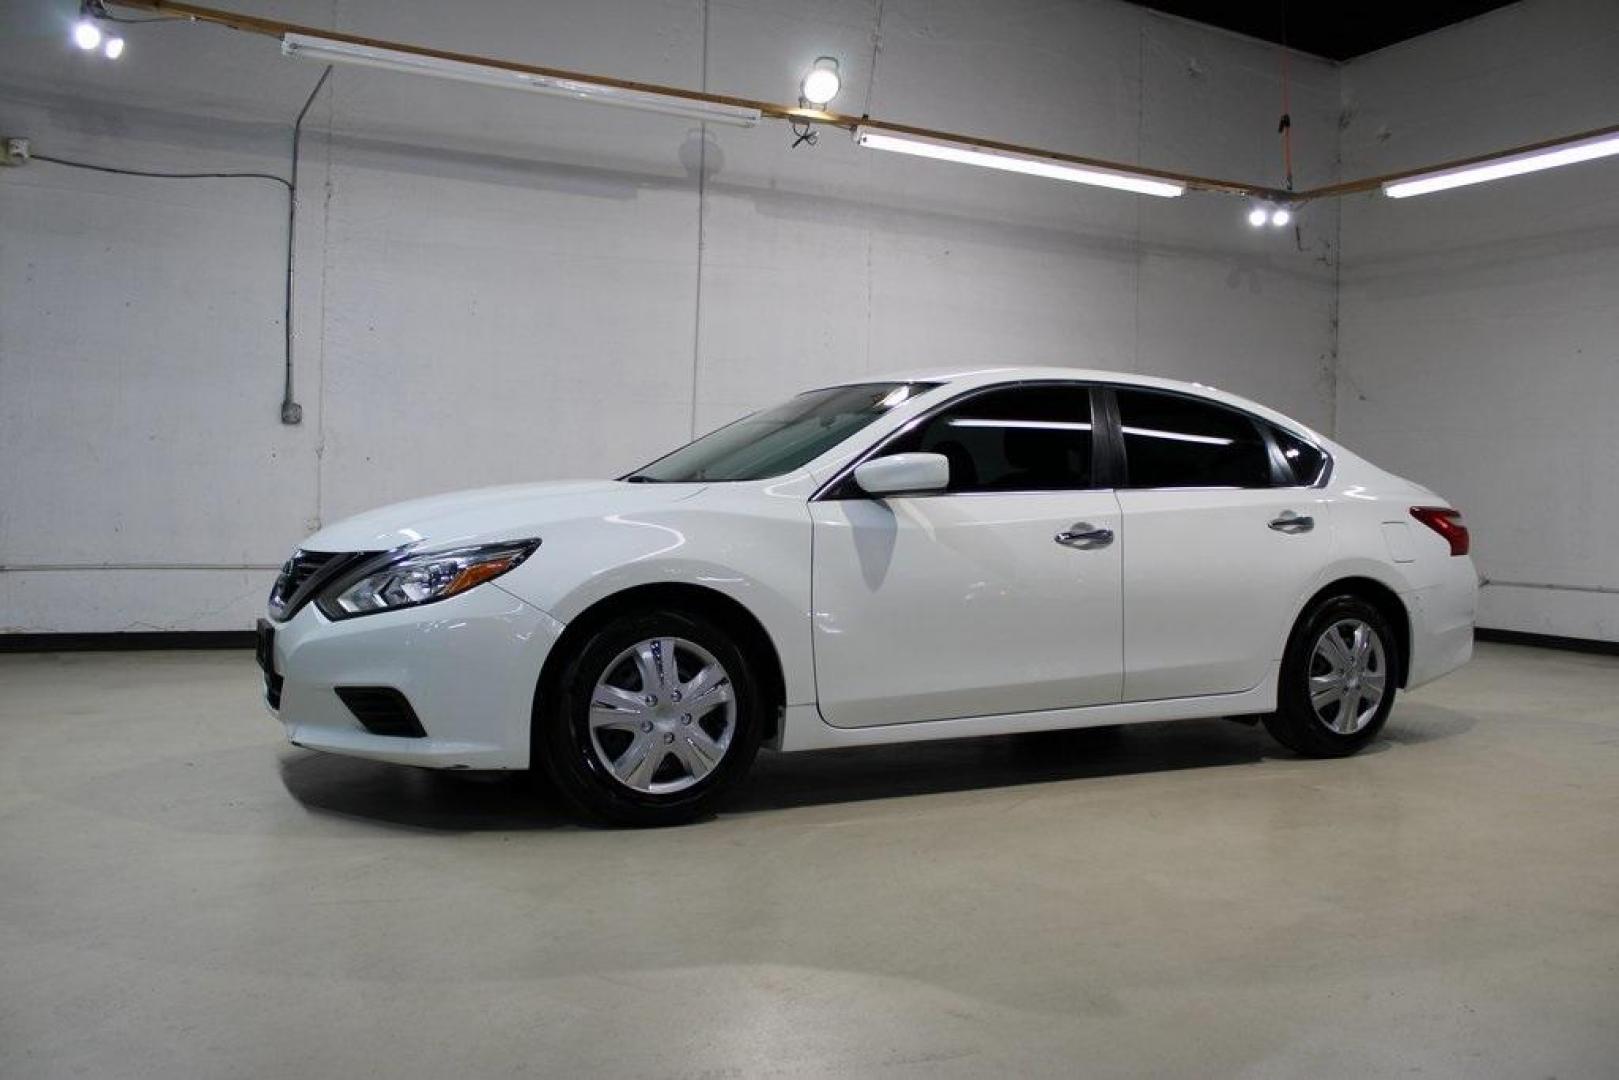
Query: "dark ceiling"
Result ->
[[1125, 1, 1520, 61]]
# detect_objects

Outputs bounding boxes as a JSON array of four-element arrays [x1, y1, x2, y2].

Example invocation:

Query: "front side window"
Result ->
[[883, 384, 1096, 493], [1116, 388, 1273, 489], [627, 382, 934, 483]]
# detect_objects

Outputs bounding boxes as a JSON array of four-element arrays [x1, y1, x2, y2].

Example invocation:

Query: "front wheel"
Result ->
[[537, 610, 765, 826], [1263, 595, 1398, 758]]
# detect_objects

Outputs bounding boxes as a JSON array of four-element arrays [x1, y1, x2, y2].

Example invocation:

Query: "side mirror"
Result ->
[[853, 452, 950, 497]]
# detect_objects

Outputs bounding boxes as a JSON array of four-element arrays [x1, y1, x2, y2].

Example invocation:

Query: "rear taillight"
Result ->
[[1411, 506, 1470, 557]]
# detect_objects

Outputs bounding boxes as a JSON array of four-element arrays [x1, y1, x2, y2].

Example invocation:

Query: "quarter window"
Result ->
[[1115, 389, 1273, 489], [1270, 424, 1328, 486], [884, 385, 1096, 493]]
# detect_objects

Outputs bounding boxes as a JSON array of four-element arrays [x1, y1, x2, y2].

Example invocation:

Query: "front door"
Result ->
[[810, 383, 1123, 727]]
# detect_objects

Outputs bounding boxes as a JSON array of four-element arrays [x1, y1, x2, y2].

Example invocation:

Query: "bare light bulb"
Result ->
[[1270, 208, 1292, 227], [73, 19, 102, 50], [103, 35, 125, 59], [800, 57, 841, 107], [1247, 206, 1268, 227]]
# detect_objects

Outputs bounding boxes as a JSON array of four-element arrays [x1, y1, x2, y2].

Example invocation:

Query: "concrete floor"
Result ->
[[1, 643, 1616, 1078]]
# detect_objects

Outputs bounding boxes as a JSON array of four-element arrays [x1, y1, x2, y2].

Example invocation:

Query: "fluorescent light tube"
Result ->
[[854, 126, 1184, 198], [1383, 130, 1619, 198], [281, 33, 762, 127]]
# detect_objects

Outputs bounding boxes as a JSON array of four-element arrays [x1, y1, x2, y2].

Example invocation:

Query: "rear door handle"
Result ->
[[1055, 522, 1114, 549], [1269, 511, 1315, 534]]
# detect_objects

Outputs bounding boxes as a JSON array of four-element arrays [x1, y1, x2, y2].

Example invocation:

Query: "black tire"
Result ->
[[536, 609, 765, 826], [1263, 594, 1399, 758]]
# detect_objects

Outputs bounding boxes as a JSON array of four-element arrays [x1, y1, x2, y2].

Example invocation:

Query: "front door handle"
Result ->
[[1269, 511, 1315, 534], [1055, 522, 1114, 549]]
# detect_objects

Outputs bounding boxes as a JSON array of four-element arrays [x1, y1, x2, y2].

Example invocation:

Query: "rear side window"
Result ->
[[885, 385, 1096, 493], [1115, 389, 1273, 489], [1270, 424, 1328, 486]]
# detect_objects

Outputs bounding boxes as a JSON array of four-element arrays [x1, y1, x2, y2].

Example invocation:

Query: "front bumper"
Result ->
[[263, 583, 565, 769]]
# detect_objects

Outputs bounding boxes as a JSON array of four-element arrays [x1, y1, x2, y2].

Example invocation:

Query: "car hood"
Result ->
[[300, 480, 707, 553]]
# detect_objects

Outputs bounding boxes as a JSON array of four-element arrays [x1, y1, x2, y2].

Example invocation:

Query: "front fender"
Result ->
[[492, 486, 817, 706]]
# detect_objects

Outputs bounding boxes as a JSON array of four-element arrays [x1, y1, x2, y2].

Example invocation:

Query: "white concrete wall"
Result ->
[[1336, 0, 1619, 642], [5, 0, 1343, 633]]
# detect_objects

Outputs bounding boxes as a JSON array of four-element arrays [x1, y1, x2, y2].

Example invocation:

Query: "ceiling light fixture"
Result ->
[[800, 56, 841, 107], [103, 35, 125, 59], [280, 32, 763, 127], [1383, 129, 1619, 198], [854, 126, 1185, 198], [72, 18, 102, 50], [1247, 203, 1294, 229], [79, 0, 1619, 209]]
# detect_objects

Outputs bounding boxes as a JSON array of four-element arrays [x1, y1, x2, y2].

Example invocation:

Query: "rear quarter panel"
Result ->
[[1300, 452, 1477, 685]]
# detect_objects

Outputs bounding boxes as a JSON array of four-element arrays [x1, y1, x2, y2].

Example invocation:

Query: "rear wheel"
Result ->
[[538, 610, 764, 826], [1263, 595, 1398, 758]]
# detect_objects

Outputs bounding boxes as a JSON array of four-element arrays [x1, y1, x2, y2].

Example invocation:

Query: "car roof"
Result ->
[[845, 364, 1225, 395], [821, 365, 1324, 441]]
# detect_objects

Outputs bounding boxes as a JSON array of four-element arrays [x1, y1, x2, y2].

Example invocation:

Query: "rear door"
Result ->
[[810, 383, 1123, 726], [1110, 387, 1331, 701]]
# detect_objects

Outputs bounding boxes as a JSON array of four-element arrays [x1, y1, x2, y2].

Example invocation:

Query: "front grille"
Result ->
[[268, 549, 379, 622], [281, 550, 339, 595], [335, 687, 427, 739]]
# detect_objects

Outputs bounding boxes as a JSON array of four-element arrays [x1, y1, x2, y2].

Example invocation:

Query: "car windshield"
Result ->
[[626, 382, 935, 483]]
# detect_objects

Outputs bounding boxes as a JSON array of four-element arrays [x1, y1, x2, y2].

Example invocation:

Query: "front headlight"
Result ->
[[316, 539, 540, 620]]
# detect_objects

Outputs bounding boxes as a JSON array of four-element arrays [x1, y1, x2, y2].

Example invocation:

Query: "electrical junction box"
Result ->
[[1, 137, 29, 166]]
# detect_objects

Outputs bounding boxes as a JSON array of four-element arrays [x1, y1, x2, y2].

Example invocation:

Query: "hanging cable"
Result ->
[[30, 154, 289, 188], [282, 65, 332, 424], [1277, 1, 1294, 192], [1277, 57, 1294, 191], [27, 66, 331, 425], [863, 0, 886, 117], [788, 117, 818, 148]]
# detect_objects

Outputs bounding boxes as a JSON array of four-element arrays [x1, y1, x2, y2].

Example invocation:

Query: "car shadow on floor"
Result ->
[[277, 707, 1477, 831], [277, 751, 573, 831]]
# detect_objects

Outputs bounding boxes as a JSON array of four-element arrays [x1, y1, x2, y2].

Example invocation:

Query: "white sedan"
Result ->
[[259, 367, 1476, 825]]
